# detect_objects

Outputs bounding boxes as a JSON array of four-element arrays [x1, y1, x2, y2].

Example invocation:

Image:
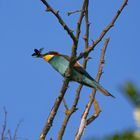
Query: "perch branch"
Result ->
[[57, 1, 90, 139], [60, 0, 88, 116], [57, 55, 90, 140], [57, 59, 91, 140], [75, 38, 110, 140]]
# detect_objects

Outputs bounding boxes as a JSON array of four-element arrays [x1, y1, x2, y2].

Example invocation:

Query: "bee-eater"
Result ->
[[32, 49, 115, 98]]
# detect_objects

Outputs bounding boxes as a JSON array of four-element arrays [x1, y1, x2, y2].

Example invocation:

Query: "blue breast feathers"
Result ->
[[49, 56, 69, 76]]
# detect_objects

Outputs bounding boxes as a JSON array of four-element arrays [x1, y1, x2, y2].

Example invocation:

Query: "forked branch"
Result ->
[[77, 0, 128, 61], [75, 38, 110, 140]]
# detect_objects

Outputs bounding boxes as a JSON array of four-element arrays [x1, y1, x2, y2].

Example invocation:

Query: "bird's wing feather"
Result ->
[[61, 55, 70, 61], [61, 55, 94, 80], [73, 65, 94, 80]]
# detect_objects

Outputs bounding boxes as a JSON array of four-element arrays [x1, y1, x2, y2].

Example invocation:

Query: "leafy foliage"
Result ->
[[123, 82, 140, 107]]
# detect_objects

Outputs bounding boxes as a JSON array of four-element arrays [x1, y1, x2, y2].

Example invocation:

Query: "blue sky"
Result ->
[[0, 0, 140, 139]]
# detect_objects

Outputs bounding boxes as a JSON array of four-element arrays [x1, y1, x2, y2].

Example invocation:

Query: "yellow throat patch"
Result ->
[[43, 54, 54, 62]]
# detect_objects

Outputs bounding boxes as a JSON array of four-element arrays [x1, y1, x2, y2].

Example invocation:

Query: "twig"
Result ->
[[1, 107, 7, 140], [77, 0, 128, 61], [94, 0, 128, 46], [67, 10, 84, 16], [63, 98, 69, 111], [75, 0, 87, 40], [75, 38, 110, 140], [38, 1, 89, 139], [57, 58, 91, 140], [40, 0, 77, 44], [84, 0, 89, 53], [70, 0, 87, 61], [13, 120, 23, 140], [7, 130, 12, 140], [86, 98, 101, 125]]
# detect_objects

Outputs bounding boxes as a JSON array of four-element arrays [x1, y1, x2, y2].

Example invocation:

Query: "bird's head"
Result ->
[[43, 51, 60, 62], [32, 49, 60, 62]]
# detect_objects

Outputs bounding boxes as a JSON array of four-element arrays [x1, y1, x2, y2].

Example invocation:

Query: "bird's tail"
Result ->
[[96, 84, 115, 98], [79, 74, 115, 98]]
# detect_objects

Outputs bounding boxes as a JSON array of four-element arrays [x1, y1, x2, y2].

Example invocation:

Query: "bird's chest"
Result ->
[[49, 56, 69, 76]]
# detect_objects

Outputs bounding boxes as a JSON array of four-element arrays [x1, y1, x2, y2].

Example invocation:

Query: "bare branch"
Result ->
[[57, 2, 90, 139], [38, 77, 70, 140], [76, 0, 87, 40], [57, 56, 91, 140], [70, 0, 87, 59], [75, 38, 110, 140], [7, 130, 12, 140], [86, 98, 101, 125], [67, 10, 84, 16], [94, 0, 128, 46], [0, 108, 24, 140], [84, 0, 89, 49], [63, 98, 69, 111], [77, 0, 128, 61], [1, 107, 7, 140], [86, 38, 110, 126], [40, 0, 77, 44], [13, 120, 23, 140]]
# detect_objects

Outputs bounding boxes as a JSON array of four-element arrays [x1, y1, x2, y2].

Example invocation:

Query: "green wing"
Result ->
[[61, 55, 94, 80]]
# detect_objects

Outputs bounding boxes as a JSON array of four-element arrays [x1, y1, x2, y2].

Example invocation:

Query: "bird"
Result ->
[[32, 49, 115, 98]]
